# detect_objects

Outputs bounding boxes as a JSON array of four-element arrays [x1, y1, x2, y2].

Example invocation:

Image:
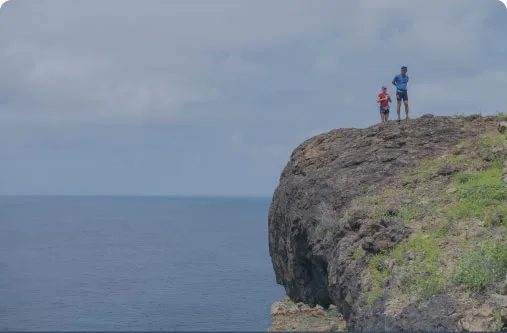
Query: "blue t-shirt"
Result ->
[[393, 74, 409, 92]]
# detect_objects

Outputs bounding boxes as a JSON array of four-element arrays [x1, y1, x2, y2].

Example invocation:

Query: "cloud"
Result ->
[[0, 0, 506, 195]]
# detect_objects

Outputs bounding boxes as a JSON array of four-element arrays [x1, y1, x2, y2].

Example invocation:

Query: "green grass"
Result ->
[[415, 155, 482, 181], [493, 309, 503, 327], [398, 202, 422, 224], [455, 240, 507, 293], [359, 132, 507, 304], [354, 247, 366, 263], [478, 134, 506, 147], [395, 233, 448, 300], [366, 253, 393, 307], [365, 233, 448, 303], [434, 220, 451, 238], [445, 166, 507, 223]]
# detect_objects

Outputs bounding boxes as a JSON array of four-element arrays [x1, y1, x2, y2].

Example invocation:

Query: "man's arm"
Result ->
[[392, 76, 397, 87]]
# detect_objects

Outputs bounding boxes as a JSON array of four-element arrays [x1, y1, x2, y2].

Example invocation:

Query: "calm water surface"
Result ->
[[0, 196, 285, 331]]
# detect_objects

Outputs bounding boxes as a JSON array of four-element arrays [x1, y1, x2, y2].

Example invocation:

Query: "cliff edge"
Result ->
[[268, 115, 507, 331]]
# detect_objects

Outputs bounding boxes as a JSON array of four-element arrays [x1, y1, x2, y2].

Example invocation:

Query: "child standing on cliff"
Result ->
[[377, 85, 392, 124]]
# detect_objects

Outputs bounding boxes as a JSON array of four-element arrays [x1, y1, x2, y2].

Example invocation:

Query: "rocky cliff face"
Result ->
[[268, 115, 507, 331]]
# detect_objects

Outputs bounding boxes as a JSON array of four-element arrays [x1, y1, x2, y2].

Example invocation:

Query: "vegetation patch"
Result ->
[[364, 233, 449, 306], [445, 166, 507, 224], [398, 202, 422, 225], [455, 240, 507, 293], [354, 247, 366, 263], [415, 155, 482, 182], [365, 252, 393, 308], [477, 134, 506, 148], [358, 130, 507, 307], [395, 234, 449, 300], [497, 111, 507, 119]]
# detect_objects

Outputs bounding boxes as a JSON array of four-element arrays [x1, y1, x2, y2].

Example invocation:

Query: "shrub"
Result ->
[[446, 167, 507, 222], [365, 233, 448, 303], [395, 234, 448, 300], [455, 241, 507, 293]]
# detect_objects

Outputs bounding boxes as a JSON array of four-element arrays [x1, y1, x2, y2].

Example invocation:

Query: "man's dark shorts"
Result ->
[[396, 90, 408, 102]]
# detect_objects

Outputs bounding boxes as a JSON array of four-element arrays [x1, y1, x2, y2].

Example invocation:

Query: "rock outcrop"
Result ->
[[268, 115, 507, 331], [268, 297, 346, 332], [499, 121, 507, 134]]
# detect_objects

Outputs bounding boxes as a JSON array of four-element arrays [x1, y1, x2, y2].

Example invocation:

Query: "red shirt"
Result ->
[[378, 93, 390, 109]]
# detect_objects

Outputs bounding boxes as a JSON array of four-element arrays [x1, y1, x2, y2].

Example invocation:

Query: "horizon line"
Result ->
[[0, 194, 272, 199]]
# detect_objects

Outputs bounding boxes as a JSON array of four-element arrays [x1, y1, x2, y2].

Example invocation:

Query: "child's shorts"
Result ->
[[380, 107, 390, 113]]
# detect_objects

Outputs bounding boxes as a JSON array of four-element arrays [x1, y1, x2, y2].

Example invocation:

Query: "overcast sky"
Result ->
[[0, 0, 506, 196]]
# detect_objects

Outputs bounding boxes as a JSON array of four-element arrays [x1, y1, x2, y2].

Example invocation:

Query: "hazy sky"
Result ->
[[0, 0, 506, 196]]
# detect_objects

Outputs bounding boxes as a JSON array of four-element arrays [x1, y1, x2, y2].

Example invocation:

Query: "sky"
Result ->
[[0, 0, 506, 196]]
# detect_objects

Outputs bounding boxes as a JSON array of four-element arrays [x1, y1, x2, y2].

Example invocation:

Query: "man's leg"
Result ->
[[403, 92, 409, 119], [396, 95, 402, 121]]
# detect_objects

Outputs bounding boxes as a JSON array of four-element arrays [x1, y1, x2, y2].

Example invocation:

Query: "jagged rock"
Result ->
[[311, 309, 328, 317], [268, 298, 347, 332], [498, 276, 507, 295], [268, 116, 505, 331], [446, 187, 458, 194], [386, 203, 399, 216], [378, 258, 396, 271], [420, 114, 434, 119], [361, 224, 410, 254], [467, 114, 482, 120], [406, 251, 416, 261], [498, 121, 507, 133], [490, 294, 507, 307], [437, 164, 457, 176], [490, 213, 504, 227]]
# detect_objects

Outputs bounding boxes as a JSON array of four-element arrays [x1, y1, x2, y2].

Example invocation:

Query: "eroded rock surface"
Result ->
[[268, 297, 346, 332], [268, 115, 507, 331]]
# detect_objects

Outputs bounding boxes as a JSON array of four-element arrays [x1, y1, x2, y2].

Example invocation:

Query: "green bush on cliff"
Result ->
[[478, 134, 506, 147], [365, 233, 448, 306], [446, 164, 507, 223], [497, 111, 507, 118], [366, 253, 393, 308], [394, 233, 448, 300], [415, 155, 481, 182], [398, 202, 422, 224], [455, 240, 507, 293]]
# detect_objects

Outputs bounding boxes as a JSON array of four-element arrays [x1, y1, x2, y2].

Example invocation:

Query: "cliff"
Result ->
[[268, 114, 507, 331]]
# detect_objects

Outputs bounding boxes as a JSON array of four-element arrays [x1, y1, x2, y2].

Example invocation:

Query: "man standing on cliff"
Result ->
[[392, 66, 409, 121]]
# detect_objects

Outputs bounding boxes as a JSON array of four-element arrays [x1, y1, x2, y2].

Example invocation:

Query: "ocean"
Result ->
[[0, 196, 285, 331]]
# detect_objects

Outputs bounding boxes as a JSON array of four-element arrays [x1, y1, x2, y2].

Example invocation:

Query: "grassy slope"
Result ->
[[345, 117, 507, 322], [269, 114, 507, 332]]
